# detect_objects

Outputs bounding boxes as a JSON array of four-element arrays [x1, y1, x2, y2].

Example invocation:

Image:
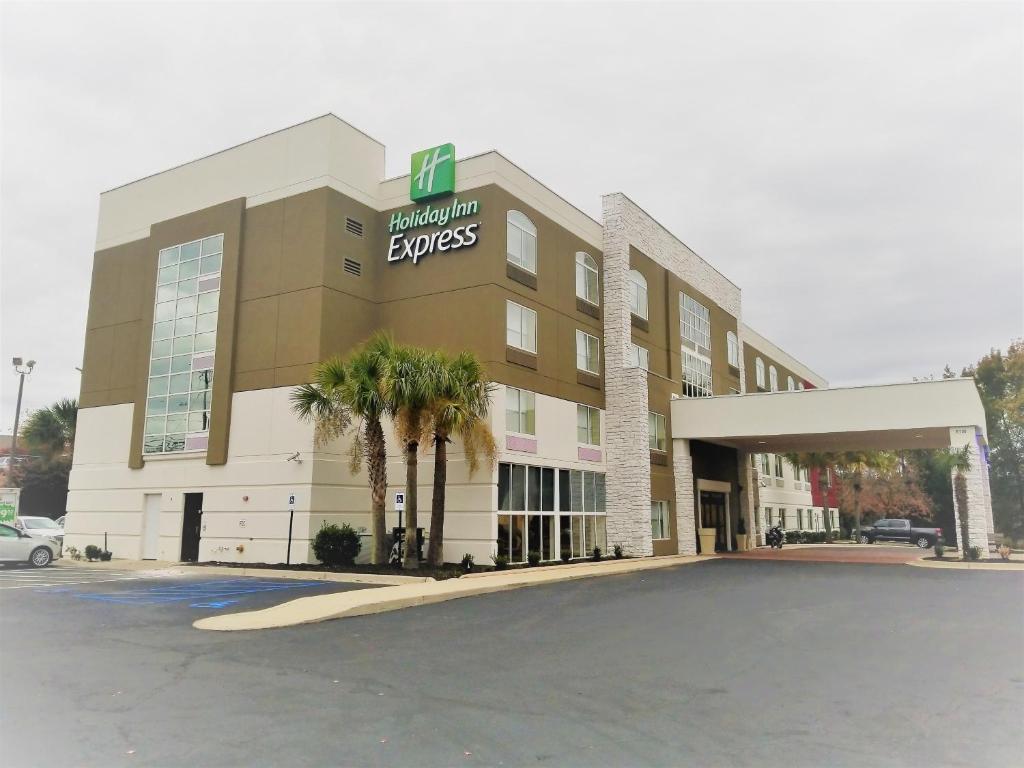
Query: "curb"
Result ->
[[194, 554, 715, 632], [906, 559, 1024, 572]]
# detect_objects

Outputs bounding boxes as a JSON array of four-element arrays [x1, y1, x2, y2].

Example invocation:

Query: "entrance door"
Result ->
[[700, 491, 728, 551], [142, 493, 161, 560], [180, 493, 203, 562]]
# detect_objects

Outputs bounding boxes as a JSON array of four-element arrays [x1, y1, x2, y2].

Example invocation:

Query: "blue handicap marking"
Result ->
[[190, 599, 240, 609], [69, 579, 328, 608]]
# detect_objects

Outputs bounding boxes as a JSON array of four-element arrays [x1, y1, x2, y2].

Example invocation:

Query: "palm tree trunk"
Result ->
[[820, 472, 834, 543], [366, 419, 388, 565], [955, 470, 970, 557], [427, 432, 448, 567], [403, 440, 419, 569]]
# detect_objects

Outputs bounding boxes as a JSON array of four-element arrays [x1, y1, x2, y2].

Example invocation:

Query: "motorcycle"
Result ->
[[766, 524, 785, 549]]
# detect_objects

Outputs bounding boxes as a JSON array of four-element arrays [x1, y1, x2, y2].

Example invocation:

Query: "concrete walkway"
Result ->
[[194, 554, 712, 631]]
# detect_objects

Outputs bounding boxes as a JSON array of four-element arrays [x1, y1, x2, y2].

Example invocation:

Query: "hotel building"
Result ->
[[65, 115, 994, 564]]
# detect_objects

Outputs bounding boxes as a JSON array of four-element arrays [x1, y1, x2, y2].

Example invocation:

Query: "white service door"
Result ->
[[142, 494, 161, 560]]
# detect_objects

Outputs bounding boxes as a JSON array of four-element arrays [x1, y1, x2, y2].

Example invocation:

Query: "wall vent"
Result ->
[[345, 217, 364, 237], [343, 258, 362, 277]]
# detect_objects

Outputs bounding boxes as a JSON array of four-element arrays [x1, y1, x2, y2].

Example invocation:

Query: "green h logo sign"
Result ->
[[410, 143, 455, 202]]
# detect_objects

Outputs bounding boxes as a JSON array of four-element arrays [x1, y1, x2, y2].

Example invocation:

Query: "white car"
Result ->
[[14, 516, 65, 545], [0, 523, 61, 566]]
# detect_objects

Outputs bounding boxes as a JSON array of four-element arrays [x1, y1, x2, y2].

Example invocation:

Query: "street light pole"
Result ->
[[9, 357, 36, 462]]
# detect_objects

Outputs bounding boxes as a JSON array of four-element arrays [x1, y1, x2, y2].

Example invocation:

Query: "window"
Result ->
[[629, 342, 649, 370], [651, 501, 669, 540], [145, 233, 223, 454], [798, 381, 805, 390], [628, 269, 648, 319], [774, 454, 784, 478], [682, 349, 713, 398], [506, 301, 537, 353], [727, 331, 739, 367], [576, 330, 600, 374], [680, 293, 711, 350], [769, 365, 779, 392], [577, 404, 600, 445], [648, 412, 667, 451], [755, 357, 766, 389], [506, 210, 537, 273], [505, 387, 536, 435], [760, 454, 770, 476], [575, 252, 599, 305], [764, 507, 774, 526], [787, 375, 796, 391]]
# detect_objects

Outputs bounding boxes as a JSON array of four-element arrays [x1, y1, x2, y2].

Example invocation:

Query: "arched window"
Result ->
[[798, 381, 805, 390], [755, 357, 766, 389], [506, 210, 537, 274], [769, 365, 779, 392], [575, 252, 599, 305], [628, 269, 648, 319], [787, 375, 795, 391], [727, 331, 739, 368]]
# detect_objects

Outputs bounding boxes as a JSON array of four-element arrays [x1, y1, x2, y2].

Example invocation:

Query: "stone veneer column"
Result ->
[[737, 451, 757, 549], [673, 438, 697, 555], [949, 428, 994, 553], [602, 195, 653, 556]]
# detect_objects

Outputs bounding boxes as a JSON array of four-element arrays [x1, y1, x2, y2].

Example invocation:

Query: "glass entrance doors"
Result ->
[[699, 490, 728, 552]]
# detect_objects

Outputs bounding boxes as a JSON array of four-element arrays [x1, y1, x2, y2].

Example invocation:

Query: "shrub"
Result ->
[[312, 522, 362, 567], [997, 544, 1011, 561], [934, 537, 945, 559], [65, 546, 81, 561], [460, 553, 475, 572], [99, 550, 112, 561], [560, 548, 572, 563], [966, 546, 983, 562], [84, 544, 102, 562], [613, 544, 624, 559], [591, 546, 602, 562], [492, 554, 509, 570], [527, 550, 541, 567]]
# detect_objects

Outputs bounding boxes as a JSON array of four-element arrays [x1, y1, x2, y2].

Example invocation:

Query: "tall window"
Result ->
[[651, 501, 669, 540], [144, 234, 223, 454], [680, 293, 711, 350], [755, 357, 766, 389], [506, 301, 537, 353], [774, 454, 784, 478], [505, 387, 535, 435], [682, 349, 713, 398], [769, 365, 779, 392], [798, 381, 805, 390], [787, 375, 796, 391], [629, 342, 649, 370], [575, 252, 599, 305], [506, 210, 537, 273], [575, 330, 600, 374], [760, 453, 770, 475], [727, 331, 739, 367], [648, 412, 667, 451], [628, 269, 648, 319], [577, 404, 600, 445]]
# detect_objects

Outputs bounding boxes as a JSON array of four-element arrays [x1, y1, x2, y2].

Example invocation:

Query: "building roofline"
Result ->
[[101, 113, 384, 195], [741, 322, 828, 387]]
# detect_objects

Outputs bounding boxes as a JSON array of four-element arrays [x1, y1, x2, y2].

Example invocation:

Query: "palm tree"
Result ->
[[381, 343, 434, 569], [838, 451, 897, 543], [932, 446, 972, 556], [291, 334, 394, 565], [424, 351, 497, 567], [21, 398, 78, 457], [785, 451, 844, 542]]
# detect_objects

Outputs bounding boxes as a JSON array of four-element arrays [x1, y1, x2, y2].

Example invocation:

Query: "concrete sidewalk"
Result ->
[[194, 554, 713, 631]]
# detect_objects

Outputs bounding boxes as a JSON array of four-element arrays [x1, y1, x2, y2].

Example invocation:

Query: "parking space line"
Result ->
[[71, 579, 327, 606]]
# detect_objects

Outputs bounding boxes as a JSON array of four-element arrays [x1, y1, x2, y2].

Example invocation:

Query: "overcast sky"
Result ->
[[1, 1, 1021, 430]]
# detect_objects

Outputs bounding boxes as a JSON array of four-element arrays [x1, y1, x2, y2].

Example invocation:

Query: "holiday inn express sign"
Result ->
[[387, 143, 481, 265]]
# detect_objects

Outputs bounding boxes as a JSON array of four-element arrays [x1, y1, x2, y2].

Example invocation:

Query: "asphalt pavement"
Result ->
[[1, 559, 1021, 767]]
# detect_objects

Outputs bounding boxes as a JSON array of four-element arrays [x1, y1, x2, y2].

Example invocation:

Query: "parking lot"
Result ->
[[1, 558, 1022, 767]]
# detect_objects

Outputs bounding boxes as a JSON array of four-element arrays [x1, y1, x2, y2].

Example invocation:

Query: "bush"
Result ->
[[613, 544, 624, 559], [934, 538, 945, 559], [560, 548, 572, 563], [84, 544, 102, 562], [966, 546, 983, 562], [461, 553, 475, 572], [312, 522, 362, 567], [591, 546, 602, 562], [492, 554, 509, 570], [65, 546, 81, 561], [99, 550, 112, 561], [527, 550, 541, 567], [997, 545, 1011, 561]]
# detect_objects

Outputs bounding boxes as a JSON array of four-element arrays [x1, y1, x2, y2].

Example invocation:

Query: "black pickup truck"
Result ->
[[859, 519, 942, 548]]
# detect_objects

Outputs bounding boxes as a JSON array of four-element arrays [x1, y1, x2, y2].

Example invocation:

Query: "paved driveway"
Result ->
[[1, 559, 1021, 767]]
